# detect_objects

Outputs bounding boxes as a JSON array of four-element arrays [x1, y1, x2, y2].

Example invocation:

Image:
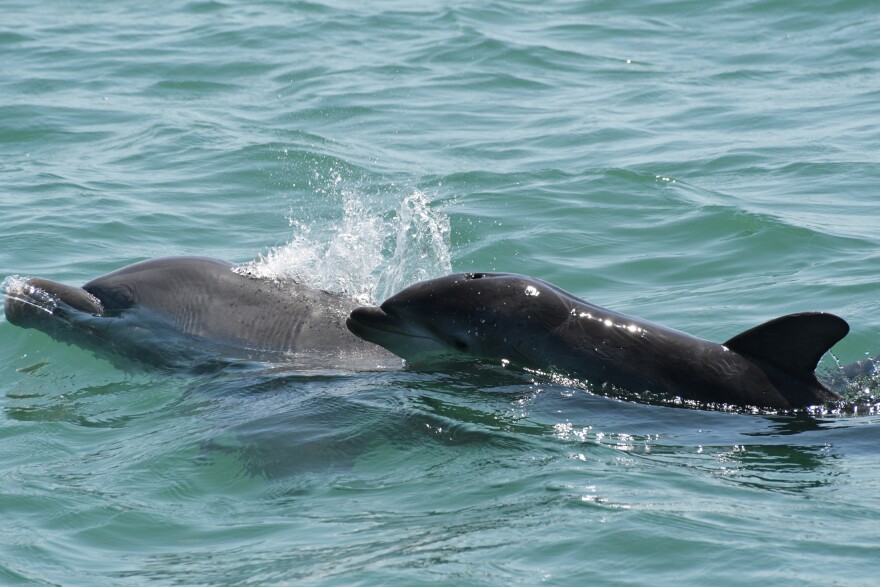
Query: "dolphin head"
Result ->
[[346, 272, 572, 365]]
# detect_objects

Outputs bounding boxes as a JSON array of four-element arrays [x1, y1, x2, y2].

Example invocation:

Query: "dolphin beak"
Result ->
[[3, 277, 102, 332], [346, 305, 394, 338], [347, 304, 420, 340], [347, 304, 453, 361], [346, 304, 422, 344]]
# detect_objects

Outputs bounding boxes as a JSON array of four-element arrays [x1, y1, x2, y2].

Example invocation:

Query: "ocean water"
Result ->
[[2, 0, 880, 584]]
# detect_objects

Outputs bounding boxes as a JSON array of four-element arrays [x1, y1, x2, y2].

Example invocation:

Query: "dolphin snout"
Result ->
[[346, 305, 400, 340], [348, 305, 389, 327], [4, 277, 105, 330], [346, 303, 428, 341]]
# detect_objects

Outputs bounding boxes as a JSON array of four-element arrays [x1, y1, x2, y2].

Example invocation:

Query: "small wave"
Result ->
[[823, 351, 880, 414]]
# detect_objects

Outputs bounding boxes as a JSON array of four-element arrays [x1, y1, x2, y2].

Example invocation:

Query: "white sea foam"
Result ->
[[235, 176, 451, 304]]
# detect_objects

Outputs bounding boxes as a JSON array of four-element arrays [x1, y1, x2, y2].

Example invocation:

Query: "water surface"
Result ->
[[2, 0, 880, 584]]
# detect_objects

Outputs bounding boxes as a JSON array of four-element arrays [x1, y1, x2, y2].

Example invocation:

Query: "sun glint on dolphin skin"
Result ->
[[347, 272, 849, 409]]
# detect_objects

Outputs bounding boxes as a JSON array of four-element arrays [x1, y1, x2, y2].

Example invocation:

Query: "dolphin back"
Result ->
[[82, 256, 236, 312]]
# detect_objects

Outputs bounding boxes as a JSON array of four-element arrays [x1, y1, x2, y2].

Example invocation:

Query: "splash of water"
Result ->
[[373, 190, 453, 302], [1, 275, 57, 316], [236, 180, 451, 304]]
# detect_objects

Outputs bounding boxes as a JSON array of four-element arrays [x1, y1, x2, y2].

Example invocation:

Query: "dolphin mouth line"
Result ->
[[5, 294, 56, 315], [346, 306, 440, 343], [347, 317, 402, 337], [346, 314, 435, 341]]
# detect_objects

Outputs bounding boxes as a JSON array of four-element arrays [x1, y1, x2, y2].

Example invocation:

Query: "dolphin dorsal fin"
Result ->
[[723, 312, 849, 378]]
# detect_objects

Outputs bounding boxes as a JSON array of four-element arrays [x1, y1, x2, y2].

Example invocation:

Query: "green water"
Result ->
[[2, 1, 880, 585]]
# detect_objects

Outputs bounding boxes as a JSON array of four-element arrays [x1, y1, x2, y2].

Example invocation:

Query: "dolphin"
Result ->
[[4, 256, 399, 370], [347, 272, 849, 409]]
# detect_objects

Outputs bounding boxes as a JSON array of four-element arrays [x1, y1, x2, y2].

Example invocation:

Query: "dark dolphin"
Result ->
[[347, 272, 849, 409], [4, 256, 399, 370]]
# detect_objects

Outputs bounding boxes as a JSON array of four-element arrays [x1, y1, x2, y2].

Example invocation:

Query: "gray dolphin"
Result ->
[[4, 256, 398, 370], [347, 272, 849, 409]]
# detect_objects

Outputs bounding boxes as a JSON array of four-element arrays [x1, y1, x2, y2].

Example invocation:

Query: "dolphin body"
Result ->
[[347, 272, 849, 409], [4, 256, 398, 371]]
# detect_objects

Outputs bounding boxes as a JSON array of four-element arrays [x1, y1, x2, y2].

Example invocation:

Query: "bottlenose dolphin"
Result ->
[[4, 256, 398, 370], [347, 272, 849, 409]]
